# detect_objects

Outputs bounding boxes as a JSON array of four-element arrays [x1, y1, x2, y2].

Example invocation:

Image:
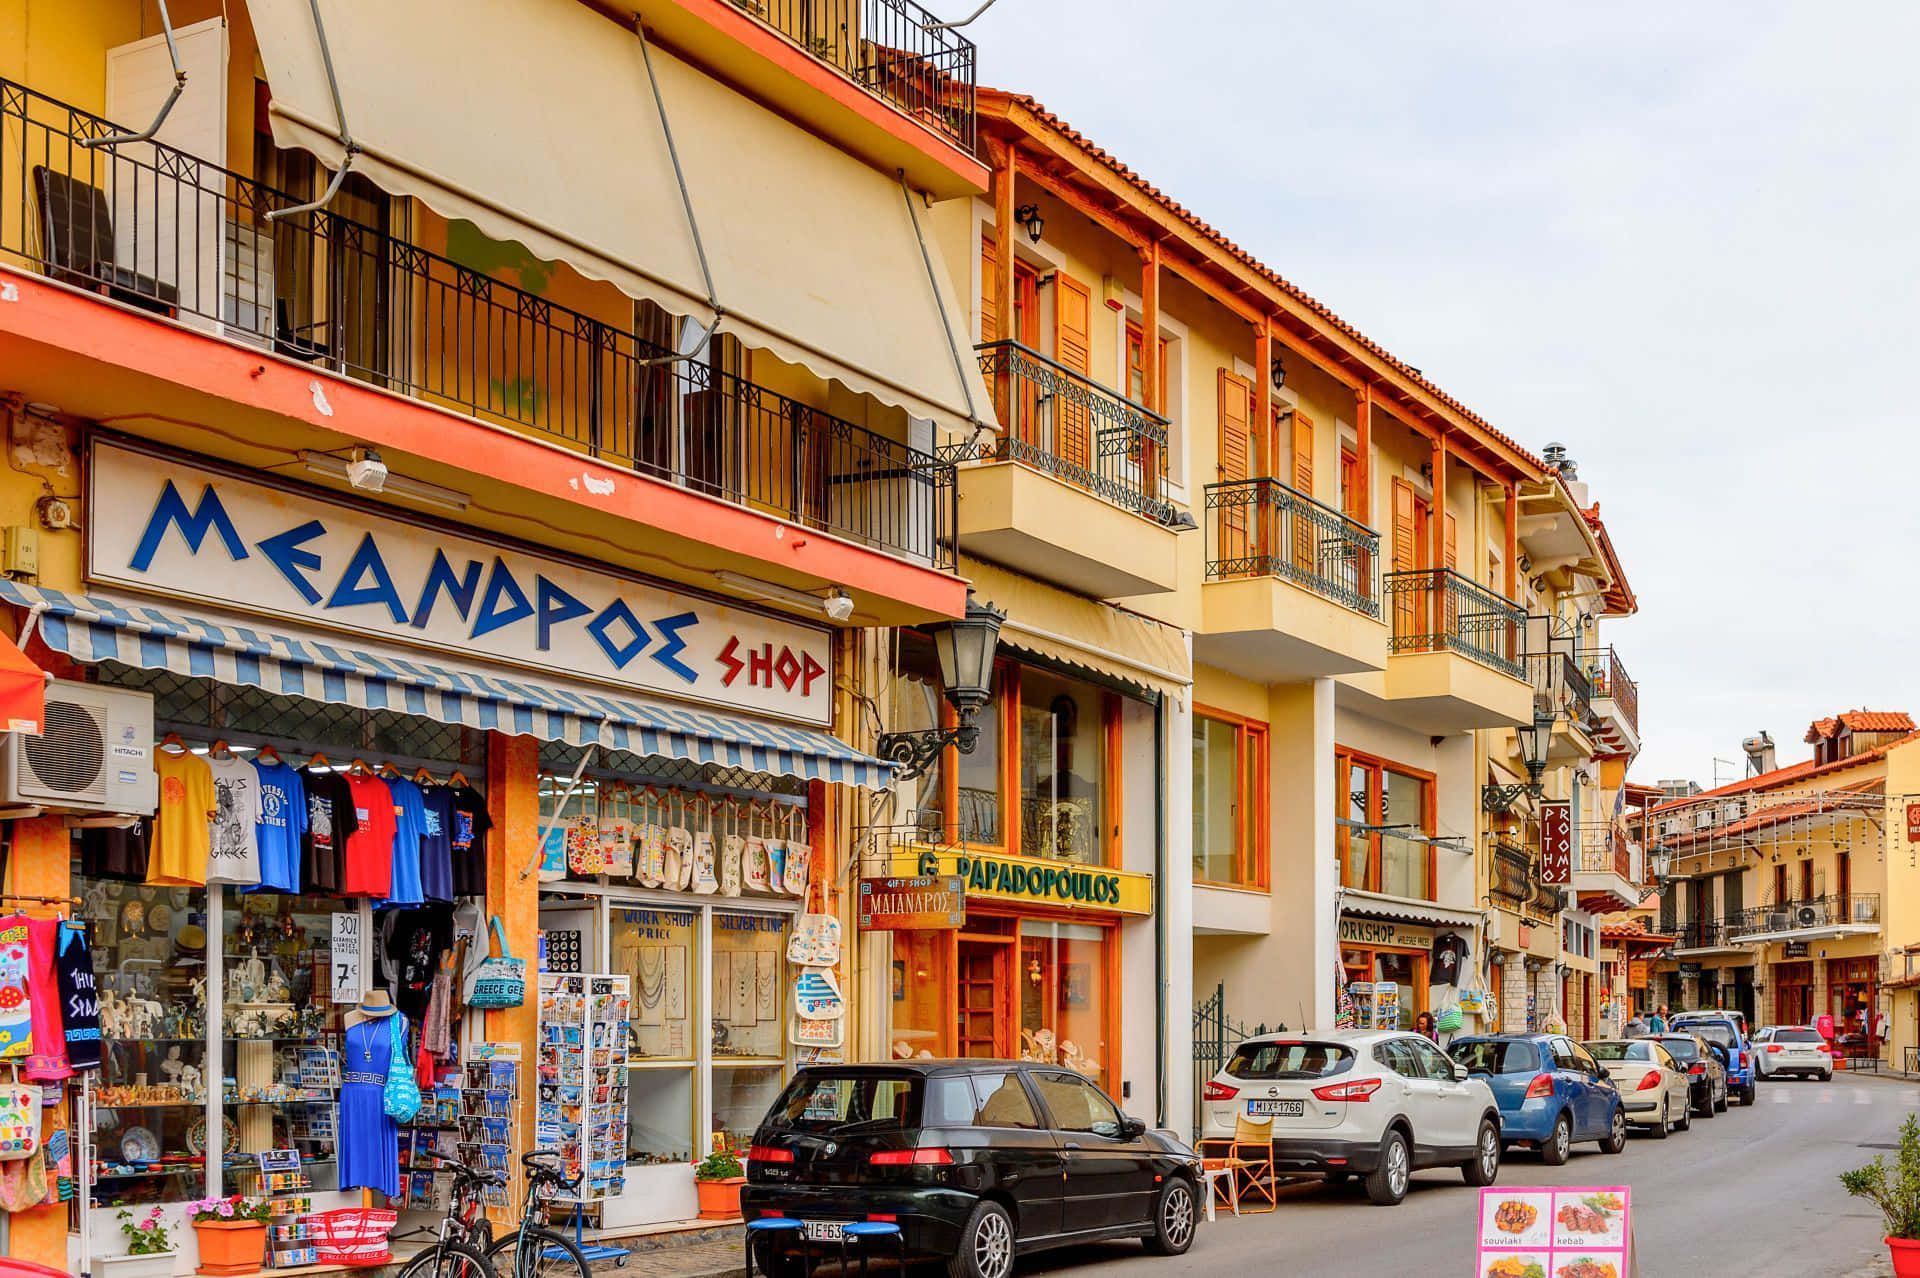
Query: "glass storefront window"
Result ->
[[890, 637, 949, 840], [1017, 921, 1110, 1086], [612, 908, 696, 1062], [1017, 668, 1104, 864], [711, 1064, 785, 1153], [890, 931, 948, 1060], [712, 911, 786, 1060], [627, 1067, 694, 1166], [1375, 951, 1420, 1031], [954, 668, 1004, 845]]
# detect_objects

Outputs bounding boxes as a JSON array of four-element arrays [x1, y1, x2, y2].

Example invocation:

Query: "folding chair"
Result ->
[[1226, 1113, 1277, 1212], [31, 166, 179, 315]]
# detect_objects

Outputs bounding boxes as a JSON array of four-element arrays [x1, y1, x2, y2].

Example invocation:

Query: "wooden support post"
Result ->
[[1354, 383, 1373, 525], [1140, 239, 1163, 486], [1254, 319, 1273, 475], [1430, 437, 1448, 574], [992, 143, 1016, 343], [1504, 482, 1519, 600], [485, 731, 540, 1225]]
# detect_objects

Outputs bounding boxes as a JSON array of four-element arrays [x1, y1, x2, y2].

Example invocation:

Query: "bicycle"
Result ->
[[392, 1158, 505, 1278], [484, 1150, 595, 1278]]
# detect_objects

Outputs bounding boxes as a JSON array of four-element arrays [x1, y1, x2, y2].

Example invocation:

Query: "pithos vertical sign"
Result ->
[[1540, 800, 1573, 885]]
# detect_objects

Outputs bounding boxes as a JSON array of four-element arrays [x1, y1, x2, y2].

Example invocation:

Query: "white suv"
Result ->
[[1201, 1029, 1503, 1206], [1753, 1025, 1835, 1080]]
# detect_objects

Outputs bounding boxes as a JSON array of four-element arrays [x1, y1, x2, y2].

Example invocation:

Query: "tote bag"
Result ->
[[467, 917, 527, 1010], [382, 1014, 422, 1122], [0, 1070, 41, 1161]]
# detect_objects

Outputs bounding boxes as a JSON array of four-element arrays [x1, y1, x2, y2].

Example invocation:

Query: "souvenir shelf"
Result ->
[[537, 974, 630, 1211]]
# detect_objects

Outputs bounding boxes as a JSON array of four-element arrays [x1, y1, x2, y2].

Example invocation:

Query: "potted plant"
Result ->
[[187, 1196, 271, 1277], [1841, 1113, 1920, 1276], [103, 1208, 176, 1278], [693, 1148, 746, 1220]]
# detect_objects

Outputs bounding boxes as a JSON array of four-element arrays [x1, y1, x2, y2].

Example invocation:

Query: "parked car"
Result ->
[[1584, 1038, 1692, 1138], [1203, 1030, 1502, 1206], [1448, 1033, 1627, 1166], [741, 1062, 1200, 1278], [1671, 1012, 1757, 1104], [1639, 1031, 1726, 1115], [1753, 1025, 1836, 1080]]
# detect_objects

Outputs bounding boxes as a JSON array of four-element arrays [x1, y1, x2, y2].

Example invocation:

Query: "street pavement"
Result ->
[[1013, 1073, 1915, 1278]]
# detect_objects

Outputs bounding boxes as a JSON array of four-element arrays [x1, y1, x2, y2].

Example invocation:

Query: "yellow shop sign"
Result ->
[[892, 846, 1153, 916]]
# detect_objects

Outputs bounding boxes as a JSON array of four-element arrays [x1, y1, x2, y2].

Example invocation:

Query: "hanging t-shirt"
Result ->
[[446, 786, 493, 898], [79, 819, 151, 882], [382, 777, 430, 908], [205, 755, 262, 886], [418, 787, 456, 904], [250, 759, 309, 893], [300, 768, 360, 895], [149, 749, 216, 886], [341, 773, 398, 898], [1431, 932, 1470, 986], [383, 905, 453, 1022], [55, 921, 100, 1072]]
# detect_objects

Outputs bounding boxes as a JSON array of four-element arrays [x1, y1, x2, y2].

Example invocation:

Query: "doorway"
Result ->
[[957, 938, 1012, 1058]]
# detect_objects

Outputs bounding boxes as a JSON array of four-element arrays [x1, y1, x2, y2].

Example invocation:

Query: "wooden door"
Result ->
[[980, 236, 1041, 442], [956, 940, 1010, 1058], [1217, 370, 1254, 565], [1055, 274, 1094, 470]]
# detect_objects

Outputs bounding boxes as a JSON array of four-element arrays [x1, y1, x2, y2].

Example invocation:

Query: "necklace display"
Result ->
[[635, 948, 666, 1007]]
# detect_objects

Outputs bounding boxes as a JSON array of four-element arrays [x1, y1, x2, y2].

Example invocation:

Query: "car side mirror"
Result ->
[[1453, 1062, 1470, 1082], [1120, 1116, 1147, 1140]]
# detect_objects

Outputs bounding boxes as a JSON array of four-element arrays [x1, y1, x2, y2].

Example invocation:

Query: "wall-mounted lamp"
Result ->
[[1482, 711, 1556, 812], [876, 593, 1007, 781], [1014, 203, 1045, 244], [1271, 351, 1287, 393]]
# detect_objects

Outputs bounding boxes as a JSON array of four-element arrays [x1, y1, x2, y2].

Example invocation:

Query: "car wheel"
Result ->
[[1366, 1129, 1411, 1206], [1821, 1069, 1834, 1082], [948, 1201, 1016, 1278], [1648, 1098, 1669, 1140], [1462, 1120, 1501, 1186], [1142, 1177, 1197, 1256], [1738, 1083, 1757, 1106], [1540, 1113, 1573, 1165], [1600, 1107, 1628, 1155], [1713, 1085, 1728, 1114], [1675, 1098, 1692, 1132]]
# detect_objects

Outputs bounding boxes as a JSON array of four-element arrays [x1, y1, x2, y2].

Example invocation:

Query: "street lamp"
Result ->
[[1646, 843, 1672, 885], [1481, 709, 1557, 812], [877, 593, 1007, 781]]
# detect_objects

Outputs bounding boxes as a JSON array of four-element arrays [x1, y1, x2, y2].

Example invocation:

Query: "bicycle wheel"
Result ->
[[395, 1241, 496, 1278], [487, 1225, 592, 1278]]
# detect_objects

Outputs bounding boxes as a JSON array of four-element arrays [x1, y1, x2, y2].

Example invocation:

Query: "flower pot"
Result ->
[[694, 1174, 746, 1220], [1889, 1237, 1920, 1278], [192, 1220, 267, 1277], [98, 1251, 177, 1278]]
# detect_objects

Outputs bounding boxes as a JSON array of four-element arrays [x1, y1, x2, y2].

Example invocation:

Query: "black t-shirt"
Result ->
[[445, 786, 493, 898], [78, 819, 151, 882], [384, 905, 454, 1022], [1431, 932, 1470, 986], [299, 769, 361, 895]]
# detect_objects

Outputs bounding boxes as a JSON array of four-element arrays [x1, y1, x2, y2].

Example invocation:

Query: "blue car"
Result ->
[[1670, 1012, 1756, 1105], [1448, 1034, 1627, 1165]]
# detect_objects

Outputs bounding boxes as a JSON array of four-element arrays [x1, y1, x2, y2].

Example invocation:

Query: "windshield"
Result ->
[[767, 1072, 923, 1133], [1657, 1036, 1699, 1061], [1688, 1023, 1738, 1049], [1586, 1041, 1650, 1062], [1449, 1040, 1539, 1075], [1776, 1029, 1826, 1044], [1226, 1041, 1354, 1080]]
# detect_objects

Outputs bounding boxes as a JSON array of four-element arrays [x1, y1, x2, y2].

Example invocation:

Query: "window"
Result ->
[[1031, 1071, 1121, 1136], [890, 637, 949, 838], [1225, 1042, 1354, 1080], [954, 665, 1006, 845], [1372, 1040, 1416, 1077], [1450, 1039, 1539, 1075], [612, 907, 696, 1166], [1192, 710, 1268, 888], [771, 1073, 921, 1131], [1336, 749, 1435, 899], [1019, 920, 1111, 1085], [1405, 1038, 1458, 1081], [968, 1072, 1042, 1129]]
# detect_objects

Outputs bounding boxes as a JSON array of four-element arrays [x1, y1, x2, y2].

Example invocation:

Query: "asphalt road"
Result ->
[[1014, 1072, 1915, 1278]]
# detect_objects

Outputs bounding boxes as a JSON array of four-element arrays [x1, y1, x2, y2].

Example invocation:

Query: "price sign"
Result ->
[[331, 912, 363, 1004]]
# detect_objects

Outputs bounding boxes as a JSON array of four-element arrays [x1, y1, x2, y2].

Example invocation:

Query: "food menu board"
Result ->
[[1475, 1187, 1631, 1278]]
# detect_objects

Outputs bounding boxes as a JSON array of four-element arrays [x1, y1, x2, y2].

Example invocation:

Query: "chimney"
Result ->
[[1541, 441, 1589, 504], [1741, 731, 1777, 777]]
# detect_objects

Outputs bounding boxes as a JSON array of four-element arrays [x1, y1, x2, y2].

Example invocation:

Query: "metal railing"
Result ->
[[1383, 568, 1527, 678], [728, 0, 977, 150], [0, 78, 955, 568], [1575, 824, 1638, 882], [948, 340, 1176, 525], [1580, 646, 1639, 737], [1204, 478, 1382, 618], [1727, 894, 1881, 937], [1491, 843, 1533, 904], [1192, 982, 1277, 1140], [1672, 921, 1732, 951], [1527, 645, 1592, 724]]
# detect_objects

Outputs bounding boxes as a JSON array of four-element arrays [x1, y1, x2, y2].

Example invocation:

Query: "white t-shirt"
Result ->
[[205, 755, 262, 885]]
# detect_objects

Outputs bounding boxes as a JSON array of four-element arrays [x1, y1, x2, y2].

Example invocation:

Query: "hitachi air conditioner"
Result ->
[[1, 679, 157, 814]]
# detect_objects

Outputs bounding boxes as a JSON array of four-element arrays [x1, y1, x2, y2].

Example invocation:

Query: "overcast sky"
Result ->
[[964, 1, 1920, 786]]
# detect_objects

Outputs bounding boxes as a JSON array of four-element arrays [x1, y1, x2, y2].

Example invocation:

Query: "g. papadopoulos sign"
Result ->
[[88, 439, 833, 724], [893, 846, 1153, 916]]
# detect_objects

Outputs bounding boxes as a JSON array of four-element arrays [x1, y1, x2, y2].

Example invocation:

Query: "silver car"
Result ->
[[1753, 1025, 1835, 1080]]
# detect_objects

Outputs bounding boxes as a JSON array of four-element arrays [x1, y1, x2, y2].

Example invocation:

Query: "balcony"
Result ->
[[1341, 569, 1531, 731], [0, 78, 959, 612], [1572, 824, 1644, 912], [1727, 894, 1881, 945], [945, 340, 1183, 597], [1195, 478, 1386, 682], [1526, 640, 1594, 763], [1669, 921, 1744, 956], [1581, 646, 1641, 755]]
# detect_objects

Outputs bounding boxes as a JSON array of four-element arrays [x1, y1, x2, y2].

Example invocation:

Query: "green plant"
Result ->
[[117, 1207, 174, 1255], [1841, 1112, 1920, 1239], [694, 1149, 744, 1181]]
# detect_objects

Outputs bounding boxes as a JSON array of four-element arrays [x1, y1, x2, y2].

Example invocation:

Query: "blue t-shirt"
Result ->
[[383, 776, 430, 907], [419, 787, 456, 903], [250, 760, 309, 892]]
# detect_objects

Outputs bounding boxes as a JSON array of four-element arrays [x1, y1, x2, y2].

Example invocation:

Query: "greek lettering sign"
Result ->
[[87, 439, 833, 724], [1907, 801, 1920, 844], [1540, 800, 1573, 884], [891, 846, 1153, 916], [857, 876, 965, 931], [1627, 959, 1650, 988]]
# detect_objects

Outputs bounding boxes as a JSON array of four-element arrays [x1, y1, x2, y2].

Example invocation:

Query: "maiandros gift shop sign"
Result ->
[[88, 441, 833, 725]]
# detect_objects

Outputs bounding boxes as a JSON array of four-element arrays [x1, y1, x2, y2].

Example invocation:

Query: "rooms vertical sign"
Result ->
[[1540, 800, 1572, 884]]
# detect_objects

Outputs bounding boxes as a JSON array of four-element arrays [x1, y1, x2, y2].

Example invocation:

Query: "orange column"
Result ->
[[1254, 320, 1273, 474], [1139, 240, 1163, 488], [8, 817, 68, 1267], [1504, 483, 1518, 600], [1429, 437, 1448, 573], [992, 143, 1016, 345], [484, 731, 540, 1220], [1353, 384, 1373, 525]]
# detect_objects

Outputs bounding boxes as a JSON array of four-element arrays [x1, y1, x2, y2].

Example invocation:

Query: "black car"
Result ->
[[1639, 1032, 1727, 1115], [741, 1061, 1201, 1278]]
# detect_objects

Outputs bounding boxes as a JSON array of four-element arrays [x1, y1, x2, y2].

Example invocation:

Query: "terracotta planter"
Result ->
[[193, 1220, 267, 1277], [1889, 1237, 1920, 1278], [694, 1174, 746, 1220]]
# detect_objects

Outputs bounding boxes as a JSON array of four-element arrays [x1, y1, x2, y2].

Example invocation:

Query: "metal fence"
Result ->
[[1204, 477, 1382, 617], [1384, 568, 1527, 678], [1191, 982, 1279, 1139]]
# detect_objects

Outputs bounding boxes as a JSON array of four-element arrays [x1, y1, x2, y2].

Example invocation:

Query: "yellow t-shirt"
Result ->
[[149, 749, 214, 886]]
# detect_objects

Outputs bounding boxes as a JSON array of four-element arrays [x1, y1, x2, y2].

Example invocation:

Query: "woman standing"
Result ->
[[1413, 1011, 1439, 1043]]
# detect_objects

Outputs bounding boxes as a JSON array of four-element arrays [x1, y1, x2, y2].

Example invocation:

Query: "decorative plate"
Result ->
[[119, 901, 145, 936], [120, 1125, 160, 1163], [147, 904, 173, 936]]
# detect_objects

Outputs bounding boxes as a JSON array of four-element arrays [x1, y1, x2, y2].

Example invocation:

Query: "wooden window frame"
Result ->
[[1192, 704, 1270, 891], [1334, 746, 1437, 899]]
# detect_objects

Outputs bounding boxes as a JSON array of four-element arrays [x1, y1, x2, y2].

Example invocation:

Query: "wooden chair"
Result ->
[[1197, 1113, 1277, 1214]]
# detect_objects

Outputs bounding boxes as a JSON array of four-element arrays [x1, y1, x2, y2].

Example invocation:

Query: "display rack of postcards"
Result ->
[[457, 1044, 521, 1210], [398, 1071, 464, 1212], [255, 1149, 319, 1269], [537, 974, 630, 1212]]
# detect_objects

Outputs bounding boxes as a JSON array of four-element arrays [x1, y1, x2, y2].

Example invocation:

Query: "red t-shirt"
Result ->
[[341, 773, 398, 898]]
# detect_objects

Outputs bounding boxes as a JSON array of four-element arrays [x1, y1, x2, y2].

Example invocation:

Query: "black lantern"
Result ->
[[1481, 710, 1557, 813], [1271, 350, 1287, 393], [1014, 203, 1045, 244], [878, 594, 1007, 781]]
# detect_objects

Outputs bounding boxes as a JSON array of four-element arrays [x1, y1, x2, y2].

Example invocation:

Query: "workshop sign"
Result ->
[[88, 439, 833, 724]]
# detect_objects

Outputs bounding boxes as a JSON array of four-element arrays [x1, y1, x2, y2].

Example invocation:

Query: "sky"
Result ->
[[961, 0, 1920, 786]]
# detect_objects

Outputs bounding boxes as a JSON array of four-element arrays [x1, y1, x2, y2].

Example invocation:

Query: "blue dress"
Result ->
[[339, 1016, 401, 1197]]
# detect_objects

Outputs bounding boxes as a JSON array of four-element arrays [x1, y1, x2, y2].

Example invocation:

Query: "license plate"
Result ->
[[1248, 1100, 1304, 1117], [804, 1222, 844, 1242]]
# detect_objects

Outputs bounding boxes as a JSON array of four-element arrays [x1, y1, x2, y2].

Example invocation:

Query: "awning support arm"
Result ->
[[632, 18, 725, 367], [79, 0, 186, 150], [267, 0, 360, 221], [900, 175, 989, 431]]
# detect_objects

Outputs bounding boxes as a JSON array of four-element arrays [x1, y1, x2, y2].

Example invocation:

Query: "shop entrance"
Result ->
[[956, 937, 1013, 1058]]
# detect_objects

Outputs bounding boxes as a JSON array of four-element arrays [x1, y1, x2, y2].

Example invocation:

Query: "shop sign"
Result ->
[[1337, 917, 1437, 950], [856, 876, 965, 931], [88, 440, 834, 725], [1678, 962, 1703, 979], [1907, 800, 1920, 843], [893, 846, 1153, 916], [1540, 800, 1572, 884], [330, 913, 362, 1003], [1627, 959, 1650, 988], [1783, 940, 1810, 959]]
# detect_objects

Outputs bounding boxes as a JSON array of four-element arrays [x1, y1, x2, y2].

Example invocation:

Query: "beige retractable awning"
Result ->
[[249, 0, 988, 431], [962, 558, 1189, 698]]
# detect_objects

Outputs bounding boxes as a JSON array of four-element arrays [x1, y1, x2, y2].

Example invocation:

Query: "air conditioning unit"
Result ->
[[0, 680, 157, 815], [1794, 904, 1821, 929]]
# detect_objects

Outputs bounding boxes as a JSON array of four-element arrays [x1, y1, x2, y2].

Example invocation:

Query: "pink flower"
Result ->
[[216, 1202, 233, 1218]]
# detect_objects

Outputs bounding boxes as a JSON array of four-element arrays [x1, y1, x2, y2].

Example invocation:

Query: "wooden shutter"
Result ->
[[979, 234, 1000, 344], [1441, 512, 1460, 642], [1391, 479, 1417, 640], [1055, 274, 1093, 469], [1217, 370, 1253, 562], [1289, 413, 1315, 574]]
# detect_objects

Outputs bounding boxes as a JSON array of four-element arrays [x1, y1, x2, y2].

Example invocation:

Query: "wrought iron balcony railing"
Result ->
[[948, 340, 1176, 525], [1575, 822, 1639, 883], [1383, 568, 1527, 678], [1580, 646, 1640, 737], [1672, 921, 1731, 951], [1527, 644, 1592, 725], [1204, 478, 1382, 618], [1726, 894, 1881, 936], [728, 0, 977, 150], [0, 78, 955, 568], [1491, 842, 1534, 904]]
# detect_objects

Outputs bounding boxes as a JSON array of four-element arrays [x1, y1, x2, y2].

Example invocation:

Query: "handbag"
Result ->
[[786, 877, 841, 968], [1436, 1005, 1463, 1033], [0, 1070, 39, 1161], [467, 916, 527, 1010], [382, 1015, 422, 1123]]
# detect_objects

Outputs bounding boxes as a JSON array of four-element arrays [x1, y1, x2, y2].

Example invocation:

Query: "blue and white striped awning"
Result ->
[[0, 582, 894, 789]]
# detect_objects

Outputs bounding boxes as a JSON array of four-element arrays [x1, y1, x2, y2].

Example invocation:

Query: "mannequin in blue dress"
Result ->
[[340, 990, 403, 1197]]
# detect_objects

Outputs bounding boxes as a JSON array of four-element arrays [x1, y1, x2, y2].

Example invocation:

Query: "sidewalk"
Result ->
[[589, 1237, 744, 1278]]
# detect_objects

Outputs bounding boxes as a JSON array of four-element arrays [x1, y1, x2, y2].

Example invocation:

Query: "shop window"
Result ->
[[890, 930, 949, 1060], [612, 907, 696, 1166], [712, 911, 787, 1060], [1017, 921, 1110, 1086], [1336, 749, 1436, 900], [1192, 711, 1268, 889], [890, 636, 950, 838], [712, 1065, 786, 1153], [1018, 668, 1105, 864], [954, 666, 1006, 845]]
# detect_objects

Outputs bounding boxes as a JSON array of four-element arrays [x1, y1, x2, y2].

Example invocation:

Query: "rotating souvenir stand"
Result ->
[[256, 1149, 320, 1269], [536, 974, 631, 1219]]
